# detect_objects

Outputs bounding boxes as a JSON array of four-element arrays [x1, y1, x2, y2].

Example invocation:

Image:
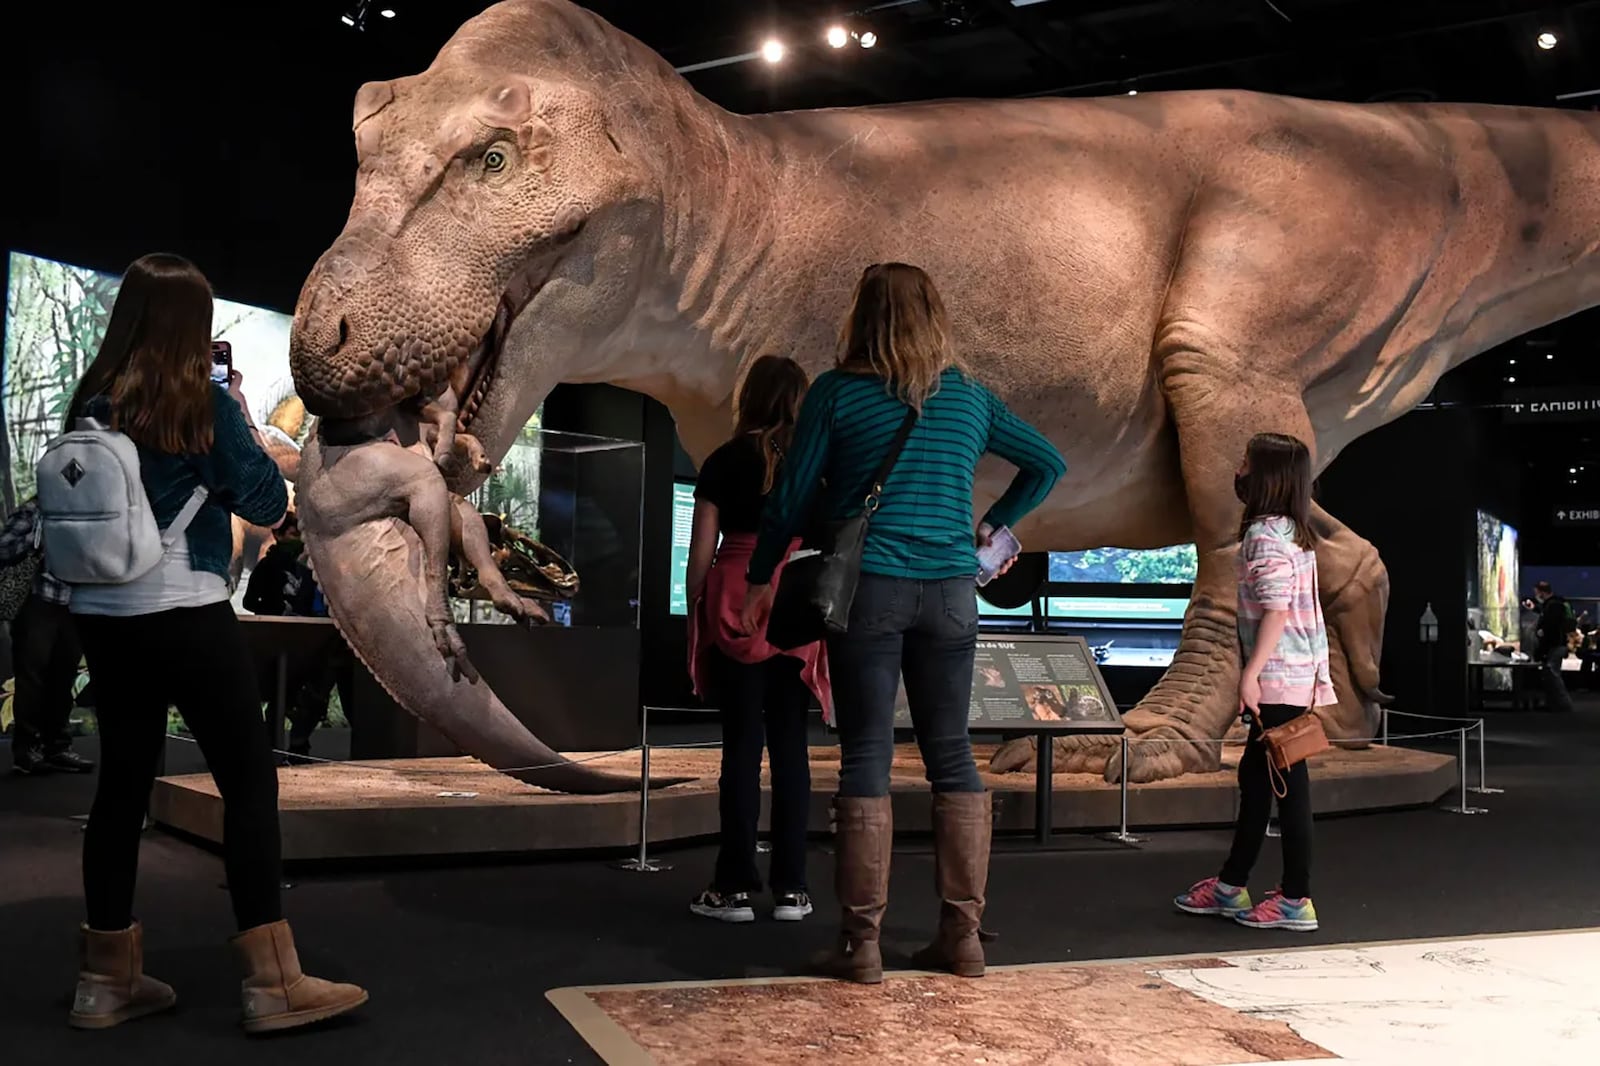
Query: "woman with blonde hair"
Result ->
[[687, 355, 830, 924], [744, 263, 1065, 983]]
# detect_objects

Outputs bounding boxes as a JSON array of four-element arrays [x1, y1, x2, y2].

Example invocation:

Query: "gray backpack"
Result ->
[[35, 418, 207, 585]]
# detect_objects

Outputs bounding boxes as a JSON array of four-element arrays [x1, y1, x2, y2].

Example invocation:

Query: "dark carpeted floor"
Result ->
[[3, 703, 1599, 1065]]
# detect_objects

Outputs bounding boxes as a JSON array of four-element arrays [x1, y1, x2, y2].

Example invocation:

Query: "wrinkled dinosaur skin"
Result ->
[[289, 0, 1600, 785]]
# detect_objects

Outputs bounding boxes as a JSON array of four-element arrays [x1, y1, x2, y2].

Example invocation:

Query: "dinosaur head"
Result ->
[[290, 0, 680, 483]]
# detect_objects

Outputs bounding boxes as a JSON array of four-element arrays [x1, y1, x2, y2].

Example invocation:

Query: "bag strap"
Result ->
[[159, 486, 211, 550], [862, 408, 920, 515]]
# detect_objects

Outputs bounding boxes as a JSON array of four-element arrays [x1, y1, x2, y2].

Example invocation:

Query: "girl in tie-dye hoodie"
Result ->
[[1174, 433, 1333, 933]]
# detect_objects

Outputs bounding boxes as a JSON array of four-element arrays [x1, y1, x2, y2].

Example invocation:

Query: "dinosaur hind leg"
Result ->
[[1048, 352, 1324, 783], [1308, 502, 1390, 744]]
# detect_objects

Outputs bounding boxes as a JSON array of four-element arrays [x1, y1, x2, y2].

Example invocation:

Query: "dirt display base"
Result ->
[[149, 741, 1455, 861]]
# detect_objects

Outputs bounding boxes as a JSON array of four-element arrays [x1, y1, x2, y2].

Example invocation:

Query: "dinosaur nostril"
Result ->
[[337, 316, 350, 349]]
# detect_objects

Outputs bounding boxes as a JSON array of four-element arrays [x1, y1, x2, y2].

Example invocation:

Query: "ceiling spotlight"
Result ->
[[1509, 358, 1517, 365], [1571, 467, 1579, 474], [340, 1, 370, 29], [1537, 31, 1558, 50], [761, 38, 787, 64], [859, 31, 878, 48], [340, 13, 355, 25], [826, 25, 849, 49], [1548, 352, 1555, 360], [1508, 376, 1517, 383], [380, 6, 396, 17], [1127, 89, 1138, 96]]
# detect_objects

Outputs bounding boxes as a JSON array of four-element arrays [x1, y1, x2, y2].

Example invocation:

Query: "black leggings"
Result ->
[[76, 603, 283, 932], [1219, 703, 1314, 900], [710, 650, 813, 894]]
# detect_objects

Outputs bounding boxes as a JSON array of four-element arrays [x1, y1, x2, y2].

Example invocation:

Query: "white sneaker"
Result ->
[[773, 892, 814, 922]]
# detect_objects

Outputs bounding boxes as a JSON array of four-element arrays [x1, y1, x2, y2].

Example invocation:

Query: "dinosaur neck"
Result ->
[[597, 100, 784, 425]]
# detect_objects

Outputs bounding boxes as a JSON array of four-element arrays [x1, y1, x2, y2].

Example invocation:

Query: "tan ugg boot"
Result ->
[[231, 920, 368, 1034], [911, 791, 991, 978], [68, 923, 178, 1029], [816, 795, 893, 984]]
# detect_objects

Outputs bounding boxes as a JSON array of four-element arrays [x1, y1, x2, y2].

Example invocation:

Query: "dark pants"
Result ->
[[710, 649, 812, 894], [828, 575, 984, 799], [76, 603, 283, 932], [1220, 703, 1314, 900], [10, 595, 83, 758], [1540, 647, 1575, 712], [287, 644, 355, 754]]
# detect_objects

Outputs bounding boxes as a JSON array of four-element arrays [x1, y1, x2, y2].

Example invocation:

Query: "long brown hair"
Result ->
[[1237, 432, 1316, 550], [66, 253, 216, 454], [733, 355, 810, 494], [837, 262, 964, 410]]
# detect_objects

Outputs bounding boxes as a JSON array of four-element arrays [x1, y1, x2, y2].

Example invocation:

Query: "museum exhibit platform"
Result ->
[[148, 741, 1456, 862]]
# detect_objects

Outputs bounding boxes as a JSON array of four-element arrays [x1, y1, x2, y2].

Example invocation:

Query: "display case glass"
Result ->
[[452, 427, 644, 629]]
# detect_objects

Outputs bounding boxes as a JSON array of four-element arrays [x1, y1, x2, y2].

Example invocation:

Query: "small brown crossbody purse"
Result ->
[[1262, 710, 1330, 798]]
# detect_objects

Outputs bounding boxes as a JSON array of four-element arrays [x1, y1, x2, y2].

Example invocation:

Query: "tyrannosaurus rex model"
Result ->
[[287, 0, 1600, 788]]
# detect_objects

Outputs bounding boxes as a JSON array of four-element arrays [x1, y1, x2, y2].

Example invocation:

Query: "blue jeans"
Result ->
[[828, 575, 985, 798]]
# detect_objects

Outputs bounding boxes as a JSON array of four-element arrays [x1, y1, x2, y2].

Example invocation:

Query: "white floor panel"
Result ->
[[1158, 930, 1600, 1065]]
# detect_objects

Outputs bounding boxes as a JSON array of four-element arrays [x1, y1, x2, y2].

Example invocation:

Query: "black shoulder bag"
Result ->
[[765, 408, 919, 650]]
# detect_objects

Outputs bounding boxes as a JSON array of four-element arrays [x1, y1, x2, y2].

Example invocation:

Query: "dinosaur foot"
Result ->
[[428, 617, 479, 684], [988, 717, 1222, 784], [489, 591, 550, 625]]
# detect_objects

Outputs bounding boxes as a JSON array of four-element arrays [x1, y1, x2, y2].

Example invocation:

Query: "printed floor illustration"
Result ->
[[547, 929, 1600, 1065]]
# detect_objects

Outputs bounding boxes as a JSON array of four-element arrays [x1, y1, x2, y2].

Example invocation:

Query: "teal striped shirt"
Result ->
[[748, 368, 1066, 584]]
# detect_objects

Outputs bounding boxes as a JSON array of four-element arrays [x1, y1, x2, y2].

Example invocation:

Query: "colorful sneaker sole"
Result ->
[[773, 902, 813, 922], [690, 902, 755, 924], [1174, 898, 1249, 917], [1236, 913, 1319, 932]]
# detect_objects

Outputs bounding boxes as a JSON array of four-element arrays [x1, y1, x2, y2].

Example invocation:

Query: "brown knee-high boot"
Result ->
[[912, 791, 991, 978], [818, 795, 892, 984]]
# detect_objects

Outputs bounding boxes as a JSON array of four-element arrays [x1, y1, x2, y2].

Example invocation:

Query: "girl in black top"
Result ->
[[686, 356, 831, 924]]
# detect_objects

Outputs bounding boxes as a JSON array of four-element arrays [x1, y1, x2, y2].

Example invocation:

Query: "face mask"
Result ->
[[1234, 473, 1249, 504]]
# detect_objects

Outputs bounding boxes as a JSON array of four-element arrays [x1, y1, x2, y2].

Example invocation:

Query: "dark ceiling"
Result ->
[[3, 0, 1599, 547]]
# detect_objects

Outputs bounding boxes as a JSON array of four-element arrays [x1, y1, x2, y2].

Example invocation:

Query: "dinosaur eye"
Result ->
[[484, 148, 508, 173]]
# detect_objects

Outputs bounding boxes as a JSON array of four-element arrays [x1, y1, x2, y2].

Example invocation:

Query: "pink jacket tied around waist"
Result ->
[[688, 534, 832, 722]]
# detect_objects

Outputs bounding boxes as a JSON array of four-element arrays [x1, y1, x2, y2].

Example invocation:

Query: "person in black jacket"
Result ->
[[243, 513, 348, 756], [243, 512, 314, 617], [1523, 580, 1576, 712]]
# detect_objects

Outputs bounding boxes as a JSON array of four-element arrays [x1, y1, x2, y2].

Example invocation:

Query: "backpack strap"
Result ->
[[159, 486, 211, 550]]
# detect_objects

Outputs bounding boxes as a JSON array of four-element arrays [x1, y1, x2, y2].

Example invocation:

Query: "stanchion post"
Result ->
[[1468, 718, 1504, 796], [1443, 726, 1488, 815], [614, 704, 673, 872], [1097, 735, 1147, 847], [1380, 707, 1389, 747]]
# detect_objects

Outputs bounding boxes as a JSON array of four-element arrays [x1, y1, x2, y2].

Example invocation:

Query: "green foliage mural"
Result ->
[[1049, 544, 1199, 585]]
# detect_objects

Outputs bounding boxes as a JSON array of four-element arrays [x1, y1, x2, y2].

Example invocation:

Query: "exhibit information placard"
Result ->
[[893, 634, 1123, 734]]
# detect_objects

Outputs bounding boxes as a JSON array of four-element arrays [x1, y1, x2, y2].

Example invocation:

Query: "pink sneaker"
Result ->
[[1174, 877, 1252, 917], [1235, 892, 1319, 932]]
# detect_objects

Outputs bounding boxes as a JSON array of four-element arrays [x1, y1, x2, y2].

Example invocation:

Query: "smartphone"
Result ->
[[976, 525, 1022, 587], [210, 341, 232, 385]]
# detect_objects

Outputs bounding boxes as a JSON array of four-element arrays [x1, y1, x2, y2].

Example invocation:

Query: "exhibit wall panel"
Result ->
[[1319, 403, 1522, 715]]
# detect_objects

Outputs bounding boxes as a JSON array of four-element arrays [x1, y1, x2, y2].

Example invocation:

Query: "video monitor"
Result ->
[[1471, 510, 1520, 643], [668, 480, 695, 616], [4, 250, 300, 506], [1048, 544, 1198, 585]]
